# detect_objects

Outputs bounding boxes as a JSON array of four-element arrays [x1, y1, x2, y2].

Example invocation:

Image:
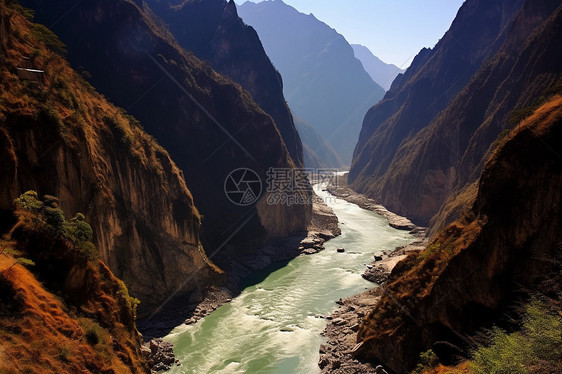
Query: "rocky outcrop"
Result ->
[[0, 2, 220, 316], [21, 0, 311, 273], [319, 244, 424, 374], [355, 94, 562, 372], [142, 0, 304, 168], [238, 0, 385, 165], [142, 338, 177, 372], [350, 0, 527, 226]]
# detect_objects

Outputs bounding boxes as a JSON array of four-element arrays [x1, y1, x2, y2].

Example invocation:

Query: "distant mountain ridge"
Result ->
[[352, 0, 562, 370], [143, 0, 304, 168], [292, 113, 345, 169], [351, 44, 405, 91], [238, 0, 385, 166], [349, 0, 529, 227]]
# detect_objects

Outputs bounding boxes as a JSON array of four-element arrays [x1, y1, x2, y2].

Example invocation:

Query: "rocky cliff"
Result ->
[[238, 0, 385, 166], [21, 0, 311, 271], [349, 0, 528, 226], [355, 93, 562, 372], [0, 1, 220, 316], [143, 0, 304, 168], [1, 191, 149, 373]]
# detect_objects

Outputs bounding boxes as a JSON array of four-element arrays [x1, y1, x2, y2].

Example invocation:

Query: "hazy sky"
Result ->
[[235, 0, 465, 68]]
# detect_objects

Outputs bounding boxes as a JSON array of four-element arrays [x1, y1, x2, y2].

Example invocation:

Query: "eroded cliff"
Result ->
[[20, 0, 312, 271], [349, 0, 528, 226], [356, 94, 562, 372], [0, 1, 221, 316], [1, 192, 149, 373]]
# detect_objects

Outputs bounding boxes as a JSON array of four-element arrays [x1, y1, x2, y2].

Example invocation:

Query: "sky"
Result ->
[[234, 0, 465, 68]]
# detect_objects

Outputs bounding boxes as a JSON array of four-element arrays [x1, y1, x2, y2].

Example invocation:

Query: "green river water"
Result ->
[[165, 186, 413, 373]]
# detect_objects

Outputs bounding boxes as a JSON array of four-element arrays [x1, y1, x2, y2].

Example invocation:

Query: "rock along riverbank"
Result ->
[[319, 184, 428, 373], [139, 193, 341, 372]]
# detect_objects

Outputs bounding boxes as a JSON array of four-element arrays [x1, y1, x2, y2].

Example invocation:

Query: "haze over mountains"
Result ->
[[238, 0, 385, 167], [351, 44, 405, 91]]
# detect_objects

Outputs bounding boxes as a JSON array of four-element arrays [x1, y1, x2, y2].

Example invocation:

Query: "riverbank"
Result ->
[[327, 179, 423, 233], [319, 241, 426, 373], [178, 196, 342, 327], [138, 193, 341, 336], [318, 180, 428, 373]]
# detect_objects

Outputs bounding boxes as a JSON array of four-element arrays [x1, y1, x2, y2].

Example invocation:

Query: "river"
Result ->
[[164, 185, 413, 374]]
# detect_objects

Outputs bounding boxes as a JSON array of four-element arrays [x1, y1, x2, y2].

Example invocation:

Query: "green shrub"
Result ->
[[411, 349, 439, 374], [470, 299, 562, 374], [13, 192, 99, 262], [84, 324, 102, 346], [43, 206, 66, 236], [58, 347, 70, 362], [14, 190, 42, 214], [116, 280, 140, 319]]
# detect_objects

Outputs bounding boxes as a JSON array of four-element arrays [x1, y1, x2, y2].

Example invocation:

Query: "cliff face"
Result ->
[[356, 94, 562, 372], [349, 0, 526, 225], [143, 0, 304, 168], [0, 1, 220, 316], [238, 0, 385, 166], [0, 193, 149, 373], [21, 0, 311, 270]]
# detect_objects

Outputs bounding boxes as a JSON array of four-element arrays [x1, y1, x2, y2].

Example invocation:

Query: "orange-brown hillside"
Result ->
[[0, 193, 148, 373], [355, 95, 562, 372]]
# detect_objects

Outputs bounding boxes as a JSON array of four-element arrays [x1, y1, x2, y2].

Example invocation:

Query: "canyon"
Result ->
[[1, 0, 561, 373]]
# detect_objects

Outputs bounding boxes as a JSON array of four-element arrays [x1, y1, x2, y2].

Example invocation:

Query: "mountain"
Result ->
[[0, 3, 169, 371], [356, 92, 562, 372], [292, 113, 345, 169], [351, 44, 405, 91], [0, 0, 222, 317], [351, 0, 562, 371], [349, 0, 529, 227], [237, 0, 385, 166], [21, 0, 311, 276], [142, 0, 304, 168]]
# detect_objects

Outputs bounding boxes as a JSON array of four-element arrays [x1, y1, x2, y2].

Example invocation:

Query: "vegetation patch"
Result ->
[[469, 299, 562, 374]]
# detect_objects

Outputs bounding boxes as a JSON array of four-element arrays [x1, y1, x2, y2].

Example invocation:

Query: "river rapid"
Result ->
[[165, 185, 413, 374]]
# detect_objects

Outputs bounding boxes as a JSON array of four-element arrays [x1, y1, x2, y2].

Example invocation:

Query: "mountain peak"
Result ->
[[350, 44, 405, 91]]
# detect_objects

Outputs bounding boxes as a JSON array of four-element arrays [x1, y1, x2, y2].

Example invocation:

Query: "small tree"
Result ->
[[43, 206, 66, 236], [67, 213, 97, 261], [69, 213, 93, 242]]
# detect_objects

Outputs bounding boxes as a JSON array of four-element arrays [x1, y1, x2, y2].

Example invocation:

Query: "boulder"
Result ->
[[302, 248, 318, 255], [300, 238, 316, 249]]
